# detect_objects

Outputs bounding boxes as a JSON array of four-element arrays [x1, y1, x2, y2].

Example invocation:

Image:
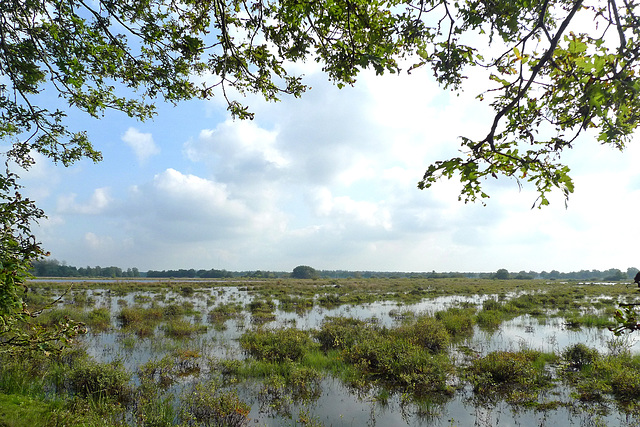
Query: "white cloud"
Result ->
[[185, 119, 287, 173], [57, 187, 112, 215], [124, 168, 287, 243], [122, 127, 160, 163], [27, 57, 640, 273], [84, 232, 113, 250], [310, 187, 392, 232]]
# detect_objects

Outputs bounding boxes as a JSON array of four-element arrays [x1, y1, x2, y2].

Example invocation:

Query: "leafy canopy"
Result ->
[[1, 0, 638, 204], [1, 0, 640, 348]]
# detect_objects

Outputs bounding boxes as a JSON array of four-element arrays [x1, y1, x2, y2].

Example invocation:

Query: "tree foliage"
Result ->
[[2, 0, 640, 350], [292, 265, 319, 279], [0, 170, 85, 354], [494, 268, 510, 280], [0, 0, 638, 201]]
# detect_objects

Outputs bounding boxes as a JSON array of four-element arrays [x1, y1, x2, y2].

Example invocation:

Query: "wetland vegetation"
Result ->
[[3, 277, 640, 426]]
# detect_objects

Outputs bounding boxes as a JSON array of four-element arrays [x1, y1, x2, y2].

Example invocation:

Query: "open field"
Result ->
[[3, 277, 640, 426]]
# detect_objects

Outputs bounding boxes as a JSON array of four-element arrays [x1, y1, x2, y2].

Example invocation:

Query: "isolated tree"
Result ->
[[2, 0, 640, 349], [494, 268, 510, 280], [291, 265, 319, 279]]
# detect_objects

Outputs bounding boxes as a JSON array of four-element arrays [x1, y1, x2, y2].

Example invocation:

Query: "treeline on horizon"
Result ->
[[30, 259, 639, 282]]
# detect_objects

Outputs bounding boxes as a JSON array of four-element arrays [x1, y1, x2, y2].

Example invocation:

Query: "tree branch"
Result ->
[[478, 0, 584, 152]]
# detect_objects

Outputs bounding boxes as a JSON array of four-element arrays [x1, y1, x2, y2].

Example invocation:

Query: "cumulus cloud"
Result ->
[[124, 168, 287, 243], [57, 187, 112, 215], [30, 60, 640, 273], [184, 119, 286, 179], [122, 127, 160, 163]]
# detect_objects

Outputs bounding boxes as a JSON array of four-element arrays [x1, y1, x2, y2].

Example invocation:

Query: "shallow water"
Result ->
[[61, 286, 640, 426]]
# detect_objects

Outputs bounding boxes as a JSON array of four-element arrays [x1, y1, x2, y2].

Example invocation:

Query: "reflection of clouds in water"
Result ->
[[479, 315, 639, 354], [72, 286, 640, 427]]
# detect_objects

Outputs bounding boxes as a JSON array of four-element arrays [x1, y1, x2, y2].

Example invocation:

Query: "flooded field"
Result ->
[[6, 278, 640, 426]]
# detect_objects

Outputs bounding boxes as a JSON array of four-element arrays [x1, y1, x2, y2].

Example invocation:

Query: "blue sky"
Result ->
[[13, 63, 640, 273]]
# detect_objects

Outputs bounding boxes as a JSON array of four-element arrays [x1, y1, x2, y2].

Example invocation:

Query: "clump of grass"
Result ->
[[278, 295, 314, 314], [117, 306, 162, 337], [180, 285, 195, 296], [466, 350, 553, 405], [23, 290, 54, 311], [611, 368, 640, 402], [133, 294, 152, 304], [35, 307, 85, 328], [138, 355, 176, 390], [85, 308, 111, 332], [240, 327, 317, 362], [174, 349, 202, 375], [475, 299, 519, 331], [313, 316, 372, 351], [163, 319, 207, 339], [398, 315, 450, 353], [163, 301, 198, 317], [208, 302, 244, 325], [66, 360, 132, 404], [316, 294, 343, 308], [342, 333, 454, 395], [247, 299, 276, 324], [258, 365, 323, 418], [468, 350, 536, 387], [180, 380, 250, 427], [564, 313, 614, 329], [563, 351, 640, 405], [434, 307, 476, 339]]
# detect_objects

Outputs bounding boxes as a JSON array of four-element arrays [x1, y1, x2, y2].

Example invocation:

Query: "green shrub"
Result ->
[[611, 369, 640, 401], [563, 344, 599, 370]]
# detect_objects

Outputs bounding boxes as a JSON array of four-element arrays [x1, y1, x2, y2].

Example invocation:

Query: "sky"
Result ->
[[12, 61, 640, 274]]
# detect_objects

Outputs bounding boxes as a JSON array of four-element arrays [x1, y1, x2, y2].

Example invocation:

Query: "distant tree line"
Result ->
[[146, 268, 234, 279], [30, 259, 140, 278], [29, 259, 639, 282], [537, 267, 638, 281]]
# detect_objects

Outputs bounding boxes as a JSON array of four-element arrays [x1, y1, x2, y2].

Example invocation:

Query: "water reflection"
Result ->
[[58, 286, 640, 426]]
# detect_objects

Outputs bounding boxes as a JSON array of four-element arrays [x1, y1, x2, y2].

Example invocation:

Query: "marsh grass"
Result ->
[[163, 318, 207, 339], [240, 327, 317, 362], [180, 380, 250, 427], [207, 302, 244, 326], [466, 349, 554, 405], [434, 307, 476, 339], [85, 307, 111, 331], [247, 299, 276, 324], [278, 295, 314, 314], [10, 277, 640, 426], [564, 313, 615, 329], [66, 359, 133, 403], [35, 306, 85, 328]]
